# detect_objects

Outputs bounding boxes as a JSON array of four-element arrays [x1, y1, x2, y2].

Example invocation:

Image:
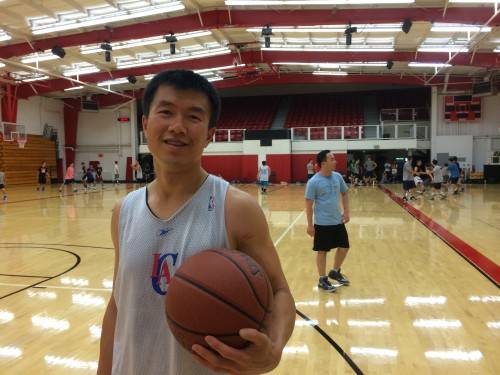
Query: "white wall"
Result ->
[[432, 135, 473, 169], [15, 96, 65, 158], [436, 93, 500, 136], [76, 107, 134, 180]]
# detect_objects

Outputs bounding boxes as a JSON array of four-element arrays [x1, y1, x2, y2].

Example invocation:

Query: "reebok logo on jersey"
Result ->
[[208, 195, 215, 211], [158, 228, 173, 237]]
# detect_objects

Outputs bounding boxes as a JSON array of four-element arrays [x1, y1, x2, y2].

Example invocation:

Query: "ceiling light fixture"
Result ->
[[226, 0, 415, 5], [431, 23, 492, 33], [313, 71, 348, 76], [31, 2, 185, 35]]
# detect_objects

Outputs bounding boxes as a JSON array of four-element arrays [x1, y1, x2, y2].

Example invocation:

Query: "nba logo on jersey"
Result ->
[[208, 195, 215, 211], [151, 252, 179, 295]]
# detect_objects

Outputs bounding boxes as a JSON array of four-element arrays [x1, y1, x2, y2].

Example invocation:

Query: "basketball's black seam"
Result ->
[[174, 272, 263, 328], [166, 314, 242, 337], [209, 250, 271, 314]]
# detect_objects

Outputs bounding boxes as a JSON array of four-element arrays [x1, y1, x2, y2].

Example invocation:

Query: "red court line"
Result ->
[[379, 185, 500, 287]]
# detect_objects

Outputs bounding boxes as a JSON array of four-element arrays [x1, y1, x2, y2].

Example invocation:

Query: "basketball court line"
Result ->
[[0, 185, 126, 205], [0, 242, 113, 250], [0, 273, 51, 278], [0, 282, 111, 293], [0, 246, 81, 299], [379, 185, 500, 287], [272, 210, 364, 375]]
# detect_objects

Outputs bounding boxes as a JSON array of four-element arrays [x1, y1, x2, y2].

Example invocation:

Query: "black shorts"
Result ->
[[449, 177, 459, 184], [403, 180, 416, 191], [0, 184, 4, 189], [313, 224, 350, 251], [365, 170, 375, 178], [432, 183, 442, 189], [64, 179, 74, 185], [38, 175, 46, 184]]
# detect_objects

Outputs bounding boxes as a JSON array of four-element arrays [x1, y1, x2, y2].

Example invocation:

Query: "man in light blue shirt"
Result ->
[[305, 150, 351, 292]]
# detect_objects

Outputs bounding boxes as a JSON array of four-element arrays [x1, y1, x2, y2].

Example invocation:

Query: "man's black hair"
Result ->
[[432, 159, 438, 165], [262, 161, 267, 165], [316, 150, 330, 166], [142, 69, 221, 129]]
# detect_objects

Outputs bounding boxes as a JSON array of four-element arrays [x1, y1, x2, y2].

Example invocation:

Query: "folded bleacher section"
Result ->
[[284, 93, 364, 140], [215, 96, 280, 141]]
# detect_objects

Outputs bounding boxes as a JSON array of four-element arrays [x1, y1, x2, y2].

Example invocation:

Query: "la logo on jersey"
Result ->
[[151, 252, 179, 295]]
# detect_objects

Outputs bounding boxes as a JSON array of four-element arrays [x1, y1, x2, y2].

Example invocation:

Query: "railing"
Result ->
[[380, 107, 429, 122], [139, 129, 246, 144], [291, 124, 429, 141]]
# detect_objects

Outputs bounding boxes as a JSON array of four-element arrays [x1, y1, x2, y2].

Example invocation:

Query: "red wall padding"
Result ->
[[202, 153, 346, 183], [202, 155, 258, 182], [291, 154, 317, 182], [266, 154, 291, 183], [291, 153, 347, 182]]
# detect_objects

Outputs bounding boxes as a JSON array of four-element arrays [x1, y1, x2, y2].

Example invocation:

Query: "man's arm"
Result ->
[[341, 191, 350, 223], [305, 199, 314, 237], [97, 199, 122, 375], [192, 188, 295, 374]]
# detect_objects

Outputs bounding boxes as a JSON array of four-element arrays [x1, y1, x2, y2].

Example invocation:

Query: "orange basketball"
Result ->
[[165, 248, 273, 351]]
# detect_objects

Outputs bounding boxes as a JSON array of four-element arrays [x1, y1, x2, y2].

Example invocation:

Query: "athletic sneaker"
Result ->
[[318, 276, 336, 292], [2, 195, 6, 201], [329, 269, 350, 286]]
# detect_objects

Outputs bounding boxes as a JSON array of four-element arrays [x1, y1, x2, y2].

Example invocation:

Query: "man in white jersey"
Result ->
[[257, 160, 271, 193], [97, 70, 295, 375]]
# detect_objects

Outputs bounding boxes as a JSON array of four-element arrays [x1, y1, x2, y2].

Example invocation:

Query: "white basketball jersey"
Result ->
[[259, 166, 269, 181], [113, 175, 229, 375]]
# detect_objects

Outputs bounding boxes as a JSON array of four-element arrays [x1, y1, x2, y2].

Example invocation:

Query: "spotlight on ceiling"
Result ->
[[100, 42, 112, 62], [51, 46, 66, 58], [387, 60, 394, 70], [344, 22, 357, 46], [165, 33, 178, 55], [402, 18, 413, 34], [127, 75, 137, 84], [346, 32, 352, 46], [261, 25, 273, 48]]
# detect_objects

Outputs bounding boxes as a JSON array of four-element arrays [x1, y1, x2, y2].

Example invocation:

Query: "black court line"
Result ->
[[295, 309, 364, 375], [0, 242, 113, 250], [0, 246, 81, 300], [0, 184, 137, 205], [0, 273, 51, 279]]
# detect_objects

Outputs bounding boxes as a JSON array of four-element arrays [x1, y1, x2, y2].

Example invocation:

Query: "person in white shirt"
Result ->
[[257, 161, 271, 193], [429, 159, 446, 200], [113, 161, 119, 185], [306, 159, 315, 181]]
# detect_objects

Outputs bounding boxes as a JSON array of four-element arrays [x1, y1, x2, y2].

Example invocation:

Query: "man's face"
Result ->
[[323, 152, 336, 171], [142, 85, 214, 169]]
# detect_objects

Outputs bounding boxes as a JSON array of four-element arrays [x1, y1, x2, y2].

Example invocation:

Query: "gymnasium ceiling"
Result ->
[[0, 0, 499, 100]]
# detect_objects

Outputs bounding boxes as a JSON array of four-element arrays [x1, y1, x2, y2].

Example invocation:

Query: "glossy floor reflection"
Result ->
[[0, 183, 499, 374]]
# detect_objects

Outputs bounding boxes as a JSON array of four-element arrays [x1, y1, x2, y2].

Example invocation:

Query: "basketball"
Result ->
[[165, 248, 273, 351]]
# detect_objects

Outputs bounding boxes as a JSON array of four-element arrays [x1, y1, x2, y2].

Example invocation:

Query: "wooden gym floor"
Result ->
[[0, 182, 499, 374]]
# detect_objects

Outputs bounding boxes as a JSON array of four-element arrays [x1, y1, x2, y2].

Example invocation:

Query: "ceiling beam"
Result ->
[[1, 7, 500, 59], [14, 49, 493, 98]]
